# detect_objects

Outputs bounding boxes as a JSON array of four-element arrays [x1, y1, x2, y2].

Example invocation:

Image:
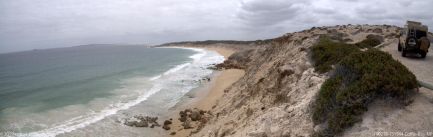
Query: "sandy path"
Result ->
[[382, 40, 433, 84]]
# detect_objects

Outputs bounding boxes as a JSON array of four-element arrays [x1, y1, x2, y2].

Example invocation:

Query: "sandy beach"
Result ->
[[167, 47, 244, 137]]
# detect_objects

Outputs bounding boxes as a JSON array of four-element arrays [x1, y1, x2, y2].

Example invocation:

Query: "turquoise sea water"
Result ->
[[0, 45, 224, 136]]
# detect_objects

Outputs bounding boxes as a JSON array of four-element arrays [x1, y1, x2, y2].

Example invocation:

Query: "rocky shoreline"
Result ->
[[122, 108, 212, 136]]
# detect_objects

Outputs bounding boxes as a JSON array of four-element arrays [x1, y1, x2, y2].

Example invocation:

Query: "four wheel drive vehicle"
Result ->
[[398, 21, 430, 58]]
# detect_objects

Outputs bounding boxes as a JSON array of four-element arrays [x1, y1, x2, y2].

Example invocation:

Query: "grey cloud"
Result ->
[[313, 8, 337, 15], [1, 0, 433, 53], [398, 0, 414, 7], [237, 0, 310, 27], [352, 0, 433, 25]]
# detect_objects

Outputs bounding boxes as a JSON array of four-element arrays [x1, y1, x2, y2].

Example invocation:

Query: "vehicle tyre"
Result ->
[[402, 49, 407, 57], [420, 51, 426, 58], [398, 42, 402, 51]]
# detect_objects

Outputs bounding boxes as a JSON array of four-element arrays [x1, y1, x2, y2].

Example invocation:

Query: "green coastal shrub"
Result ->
[[310, 36, 360, 73], [355, 35, 382, 48], [312, 49, 418, 137]]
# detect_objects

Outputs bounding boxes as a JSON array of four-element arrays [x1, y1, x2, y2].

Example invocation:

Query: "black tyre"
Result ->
[[420, 51, 427, 58]]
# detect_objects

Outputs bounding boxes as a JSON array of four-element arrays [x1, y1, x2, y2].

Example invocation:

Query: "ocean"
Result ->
[[0, 45, 224, 137]]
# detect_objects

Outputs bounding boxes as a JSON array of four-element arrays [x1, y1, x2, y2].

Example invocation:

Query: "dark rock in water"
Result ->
[[164, 120, 172, 125], [170, 132, 176, 135], [162, 124, 171, 130]]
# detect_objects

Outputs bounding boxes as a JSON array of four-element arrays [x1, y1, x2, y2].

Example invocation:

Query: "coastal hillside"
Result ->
[[163, 24, 433, 137]]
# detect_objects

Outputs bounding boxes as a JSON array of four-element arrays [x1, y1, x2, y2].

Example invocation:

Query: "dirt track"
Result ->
[[382, 40, 433, 84]]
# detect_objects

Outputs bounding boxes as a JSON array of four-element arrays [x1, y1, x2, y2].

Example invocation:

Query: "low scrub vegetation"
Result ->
[[355, 35, 382, 48], [311, 35, 384, 73], [311, 37, 418, 137], [310, 36, 360, 73]]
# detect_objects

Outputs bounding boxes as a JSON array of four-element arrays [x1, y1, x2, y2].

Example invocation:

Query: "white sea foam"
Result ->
[[149, 47, 205, 81], [6, 47, 224, 137], [149, 63, 190, 81]]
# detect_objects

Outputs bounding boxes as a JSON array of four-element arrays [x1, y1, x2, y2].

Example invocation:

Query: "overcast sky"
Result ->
[[0, 0, 432, 53]]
